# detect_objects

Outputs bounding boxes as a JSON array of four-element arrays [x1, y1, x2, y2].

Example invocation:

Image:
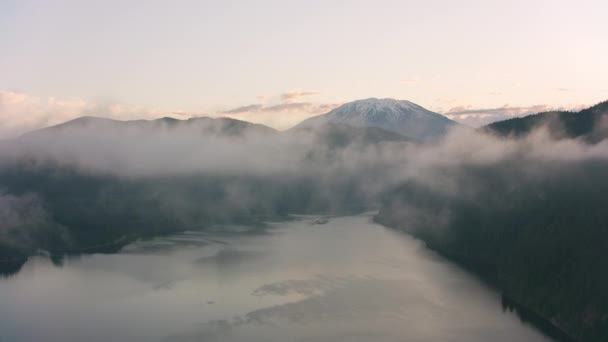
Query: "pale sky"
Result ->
[[1, 0, 607, 137]]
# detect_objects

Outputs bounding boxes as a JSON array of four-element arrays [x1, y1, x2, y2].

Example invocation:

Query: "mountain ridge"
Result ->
[[20, 115, 279, 139], [481, 100, 608, 143], [17, 98, 458, 143]]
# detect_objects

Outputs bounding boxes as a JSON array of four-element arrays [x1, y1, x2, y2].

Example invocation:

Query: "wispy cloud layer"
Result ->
[[222, 102, 339, 115], [0, 91, 186, 139], [442, 103, 585, 127], [280, 91, 319, 103], [0, 90, 339, 137], [221, 104, 265, 115], [219, 91, 340, 129], [220, 102, 340, 130]]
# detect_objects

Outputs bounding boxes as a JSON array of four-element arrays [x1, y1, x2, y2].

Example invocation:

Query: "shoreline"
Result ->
[[372, 214, 578, 342]]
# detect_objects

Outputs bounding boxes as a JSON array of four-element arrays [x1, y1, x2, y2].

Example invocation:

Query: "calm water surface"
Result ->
[[0, 214, 553, 342]]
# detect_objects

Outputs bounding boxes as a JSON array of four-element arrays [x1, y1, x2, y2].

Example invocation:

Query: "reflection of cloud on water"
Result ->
[[246, 277, 439, 324], [251, 275, 355, 297], [120, 233, 222, 255], [120, 225, 272, 256], [165, 275, 443, 342], [310, 217, 329, 225], [153, 280, 176, 291], [165, 320, 233, 342], [195, 248, 267, 268]]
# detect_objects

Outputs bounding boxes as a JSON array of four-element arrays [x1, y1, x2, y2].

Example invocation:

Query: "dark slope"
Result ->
[[482, 101, 608, 143], [375, 159, 608, 341]]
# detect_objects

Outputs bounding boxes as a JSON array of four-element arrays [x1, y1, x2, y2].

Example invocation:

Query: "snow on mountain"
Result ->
[[294, 98, 458, 141]]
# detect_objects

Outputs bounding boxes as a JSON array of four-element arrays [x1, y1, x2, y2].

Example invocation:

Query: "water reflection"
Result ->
[[0, 214, 553, 342]]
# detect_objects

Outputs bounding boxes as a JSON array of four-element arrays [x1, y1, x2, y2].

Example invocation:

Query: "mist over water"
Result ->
[[1, 116, 605, 340], [0, 214, 552, 342]]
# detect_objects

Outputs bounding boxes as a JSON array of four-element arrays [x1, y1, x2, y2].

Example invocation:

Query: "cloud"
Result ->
[[261, 102, 318, 113], [0, 89, 339, 136], [0, 91, 86, 139], [221, 104, 264, 114], [0, 90, 188, 139], [220, 101, 341, 130], [0, 192, 70, 251], [168, 111, 199, 118], [222, 102, 340, 116], [442, 104, 579, 127], [2, 107, 608, 260], [280, 91, 319, 103], [445, 104, 551, 116], [5, 108, 606, 182]]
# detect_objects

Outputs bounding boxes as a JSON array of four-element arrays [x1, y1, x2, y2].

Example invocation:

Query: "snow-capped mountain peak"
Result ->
[[294, 98, 458, 141]]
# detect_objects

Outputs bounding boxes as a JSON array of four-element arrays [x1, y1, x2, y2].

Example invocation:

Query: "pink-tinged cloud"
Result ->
[[0, 90, 188, 139], [442, 103, 587, 127], [279, 91, 319, 103], [219, 101, 341, 130], [222, 104, 265, 114]]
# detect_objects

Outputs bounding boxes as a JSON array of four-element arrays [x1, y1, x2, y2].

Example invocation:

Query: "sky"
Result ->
[[0, 0, 607, 138]]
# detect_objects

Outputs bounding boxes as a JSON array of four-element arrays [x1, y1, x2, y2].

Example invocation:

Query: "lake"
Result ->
[[0, 214, 553, 342]]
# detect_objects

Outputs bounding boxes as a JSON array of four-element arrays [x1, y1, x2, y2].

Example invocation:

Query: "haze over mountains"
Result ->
[[1, 97, 608, 340], [26, 97, 606, 145], [18, 96, 606, 152], [21, 115, 278, 140], [17, 98, 454, 143]]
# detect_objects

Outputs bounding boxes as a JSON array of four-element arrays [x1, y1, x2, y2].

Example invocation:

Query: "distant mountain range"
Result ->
[[294, 98, 458, 141], [20, 98, 452, 145], [17, 99, 608, 145]]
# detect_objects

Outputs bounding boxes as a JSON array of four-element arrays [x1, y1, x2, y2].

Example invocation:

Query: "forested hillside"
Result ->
[[376, 158, 608, 341], [482, 101, 608, 143]]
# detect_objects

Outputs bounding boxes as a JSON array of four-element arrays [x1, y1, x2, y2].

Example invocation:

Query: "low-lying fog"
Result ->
[[2, 117, 607, 239]]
